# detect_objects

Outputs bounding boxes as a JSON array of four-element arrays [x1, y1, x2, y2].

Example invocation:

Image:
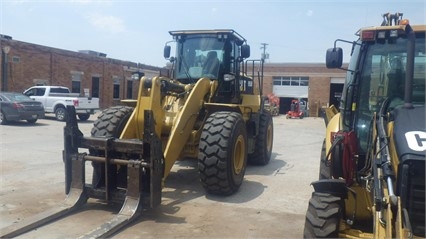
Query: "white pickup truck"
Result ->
[[23, 86, 99, 121]]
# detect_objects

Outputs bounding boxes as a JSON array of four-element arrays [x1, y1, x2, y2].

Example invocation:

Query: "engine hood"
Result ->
[[392, 106, 426, 162]]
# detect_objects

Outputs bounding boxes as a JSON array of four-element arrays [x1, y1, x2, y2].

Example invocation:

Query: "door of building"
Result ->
[[92, 77, 100, 98]]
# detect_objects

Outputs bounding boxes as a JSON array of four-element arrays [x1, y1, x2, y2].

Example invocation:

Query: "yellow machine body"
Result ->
[[304, 14, 425, 238]]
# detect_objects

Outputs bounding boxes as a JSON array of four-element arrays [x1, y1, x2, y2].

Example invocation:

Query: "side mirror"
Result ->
[[241, 45, 250, 58], [326, 47, 343, 68], [163, 45, 171, 59]]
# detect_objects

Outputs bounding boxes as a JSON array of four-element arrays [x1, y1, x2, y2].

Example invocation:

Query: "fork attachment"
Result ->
[[0, 106, 163, 238], [0, 106, 87, 238]]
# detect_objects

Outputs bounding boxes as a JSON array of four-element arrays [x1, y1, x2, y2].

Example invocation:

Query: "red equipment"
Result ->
[[286, 99, 304, 119]]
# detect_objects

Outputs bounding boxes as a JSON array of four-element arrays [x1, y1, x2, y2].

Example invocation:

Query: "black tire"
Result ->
[[90, 106, 134, 188], [0, 111, 9, 125], [27, 118, 38, 124], [248, 112, 273, 165], [77, 113, 90, 121], [55, 106, 67, 121], [319, 139, 331, 180], [303, 192, 343, 238], [198, 111, 248, 195]]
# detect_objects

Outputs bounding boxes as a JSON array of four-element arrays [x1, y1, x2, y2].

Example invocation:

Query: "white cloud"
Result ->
[[86, 12, 125, 34], [306, 10, 313, 17]]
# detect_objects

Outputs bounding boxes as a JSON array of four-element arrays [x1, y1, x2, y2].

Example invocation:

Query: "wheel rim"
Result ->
[[57, 109, 65, 120], [233, 135, 245, 174]]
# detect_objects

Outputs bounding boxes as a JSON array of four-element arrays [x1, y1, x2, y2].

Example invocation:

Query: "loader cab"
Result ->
[[327, 22, 426, 154], [164, 29, 251, 103]]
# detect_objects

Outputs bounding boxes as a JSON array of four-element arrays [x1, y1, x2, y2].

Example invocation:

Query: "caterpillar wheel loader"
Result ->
[[303, 13, 425, 238], [0, 29, 273, 238]]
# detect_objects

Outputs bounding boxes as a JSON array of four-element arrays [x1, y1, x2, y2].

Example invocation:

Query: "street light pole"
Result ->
[[2, 46, 10, 91]]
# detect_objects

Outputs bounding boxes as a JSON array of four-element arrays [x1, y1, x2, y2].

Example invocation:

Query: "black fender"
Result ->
[[311, 179, 348, 199]]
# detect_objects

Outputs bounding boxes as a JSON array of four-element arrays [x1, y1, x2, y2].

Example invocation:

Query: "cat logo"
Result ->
[[405, 131, 426, 151]]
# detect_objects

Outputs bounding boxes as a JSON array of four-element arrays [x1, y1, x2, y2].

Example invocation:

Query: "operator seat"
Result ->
[[387, 58, 405, 109], [203, 51, 220, 77]]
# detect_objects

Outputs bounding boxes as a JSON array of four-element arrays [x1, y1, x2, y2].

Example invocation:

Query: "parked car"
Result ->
[[23, 86, 99, 121], [0, 92, 45, 125]]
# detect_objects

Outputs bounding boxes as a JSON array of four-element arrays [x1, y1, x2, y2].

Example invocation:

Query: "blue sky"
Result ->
[[1, 0, 425, 67]]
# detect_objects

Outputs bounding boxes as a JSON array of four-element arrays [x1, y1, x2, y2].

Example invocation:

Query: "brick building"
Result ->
[[262, 63, 346, 116], [1, 35, 346, 116], [0, 35, 164, 109]]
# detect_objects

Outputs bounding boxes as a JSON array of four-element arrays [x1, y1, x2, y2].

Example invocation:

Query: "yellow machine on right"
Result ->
[[304, 13, 425, 238]]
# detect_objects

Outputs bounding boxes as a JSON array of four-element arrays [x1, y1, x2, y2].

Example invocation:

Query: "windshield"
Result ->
[[175, 36, 225, 82], [355, 34, 425, 152], [1, 92, 33, 102]]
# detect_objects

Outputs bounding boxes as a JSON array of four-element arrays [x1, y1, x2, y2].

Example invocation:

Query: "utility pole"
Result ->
[[2, 46, 10, 91], [260, 43, 268, 60]]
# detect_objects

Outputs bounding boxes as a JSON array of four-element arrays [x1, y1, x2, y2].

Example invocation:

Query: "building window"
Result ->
[[71, 72, 83, 93], [300, 77, 309, 86], [282, 77, 290, 86], [273, 78, 281, 86], [12, 56, 20, 63], [113, 77, 120, 99], [273, 76, 309, 86], [291, 78, 301, 86]]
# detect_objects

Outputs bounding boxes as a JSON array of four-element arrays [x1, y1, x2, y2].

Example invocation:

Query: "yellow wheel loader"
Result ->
[[303, 14, 425, 238], [0, 29, 273, 238]]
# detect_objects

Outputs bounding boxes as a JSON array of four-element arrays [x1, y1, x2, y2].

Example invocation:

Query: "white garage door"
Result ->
[[273, 85, 308, 98], [331, 78, 345, 84]]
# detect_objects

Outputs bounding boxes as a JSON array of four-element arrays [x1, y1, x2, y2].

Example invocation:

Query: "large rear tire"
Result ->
[[198, 111, 248, 195], [90, 106, 134, 188], [303, 192, 343, 238], [248, 112, 273, 165]]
